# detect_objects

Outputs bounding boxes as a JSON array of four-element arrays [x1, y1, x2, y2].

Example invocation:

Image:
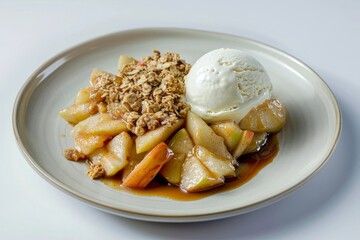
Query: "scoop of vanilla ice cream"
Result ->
[[185, 48, 272, 123]]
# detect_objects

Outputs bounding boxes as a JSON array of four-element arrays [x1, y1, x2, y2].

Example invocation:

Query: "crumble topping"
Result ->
[[87, 162, 105, 179], [63, 148, 86, 161], [90, 50, 191, 135]]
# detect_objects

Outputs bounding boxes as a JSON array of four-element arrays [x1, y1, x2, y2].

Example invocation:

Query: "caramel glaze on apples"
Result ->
[[101, 134, 279, 201]]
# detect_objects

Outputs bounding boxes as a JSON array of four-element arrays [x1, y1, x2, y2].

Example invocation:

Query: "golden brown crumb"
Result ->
[[63, 148, 86, 161], [90, 50, 191, 135], [87, 162, 105, 179]]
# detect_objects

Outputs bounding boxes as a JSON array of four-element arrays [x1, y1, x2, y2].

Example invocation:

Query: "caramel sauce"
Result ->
[[102, 135, 279, 201]]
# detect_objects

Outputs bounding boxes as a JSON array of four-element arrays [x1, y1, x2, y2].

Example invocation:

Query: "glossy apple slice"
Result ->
[[160, 128, 194, 185], [71, 113, 122, 154], [240, 99, 286, 133], [135, 119, 184, 154], [88, 118, 128, 136], [243, 132, 268, 154], [74, 88, 91, 105], [233, 130, 254, 159], [186, 111, 233, 162], [59, 102, 95, 124], [100, 152, 127, 177], [193, 145, 235, 178], [87, 132, 132, 177], [211, 121, 243, 152], [88, 147, 107, 163], [118, 55, 137, 70], [101, 132, 132, 176], [180, 155, 224, 193], [121, 142, 148, 181], [90, 68, 122, 86], [122, 142, 174, 188]]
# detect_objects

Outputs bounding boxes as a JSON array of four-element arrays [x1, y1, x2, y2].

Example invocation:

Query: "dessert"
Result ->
[[59, 49, 286, 198]]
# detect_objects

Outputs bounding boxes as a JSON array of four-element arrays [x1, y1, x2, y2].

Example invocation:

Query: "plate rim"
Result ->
[[12, 27, 342, 222]]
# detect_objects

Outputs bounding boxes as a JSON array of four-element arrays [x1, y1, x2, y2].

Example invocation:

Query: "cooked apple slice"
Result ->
[[211, 121, 243, 152], [186, 111, 233, 162], [159, 153, 186, 185], [118, 55, 137, 70], [74, 88, 91, 105], [193, 145, 235, 178], [135, 119, 184, 154], [100, 132, 132, 176], [59, 103, 95, 124], [86, 133, 132, 177], [71, 114, 116, 154], [160, 129, 194, 185], [107, 132, 132, 159], [97, 102, 107, 114], [90, 68, 122, 86], [240, 99, 286, 133], [73, 134, 108, 155], [72, 112, 127, 135], [121, 143, 147, 181], [88, 118, 128, 135], [180, 155, 224, 193], [243, 132, 268, 154], [233, 130, 254, 159], [90, 68, 104, 86], [167, 128, 194, 154], [71, 113, 112, 133], [100, 152, 125, 177], [122, 142, 174, 188], [88, 147, 107, 163]]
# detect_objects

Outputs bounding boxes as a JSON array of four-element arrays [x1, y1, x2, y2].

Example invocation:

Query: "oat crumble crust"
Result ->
[[90, 50, 191, 136], [63, 148, 86, 161], [87, 162, 106, 179]]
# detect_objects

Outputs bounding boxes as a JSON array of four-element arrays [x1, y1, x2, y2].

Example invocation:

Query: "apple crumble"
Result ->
[[59, 50, 286, 197]]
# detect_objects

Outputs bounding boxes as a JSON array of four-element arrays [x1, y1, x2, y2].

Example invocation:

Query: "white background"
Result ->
[[1, 0, 360, 239]]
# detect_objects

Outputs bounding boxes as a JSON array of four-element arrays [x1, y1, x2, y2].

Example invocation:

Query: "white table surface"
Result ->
[[1, 0, 359, 239]]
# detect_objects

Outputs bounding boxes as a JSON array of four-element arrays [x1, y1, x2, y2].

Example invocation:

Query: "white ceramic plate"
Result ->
[[13, 28, 341, 222]]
